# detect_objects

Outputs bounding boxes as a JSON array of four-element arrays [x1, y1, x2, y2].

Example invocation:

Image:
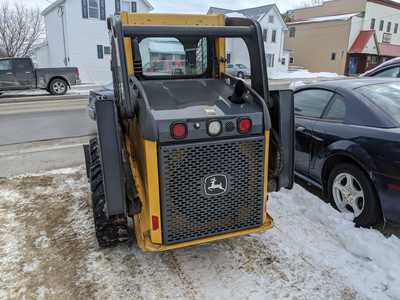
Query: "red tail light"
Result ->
[[152, 216, 159, 231], [238, 118, 252, 134], [76, 68, 80, 79], [387, 183, 400, 192], [170, 122, 187, 139]]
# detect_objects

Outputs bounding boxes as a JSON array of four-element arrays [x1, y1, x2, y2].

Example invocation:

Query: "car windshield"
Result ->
[[356, 82, 400, 124], [139, 37, 208, 77]]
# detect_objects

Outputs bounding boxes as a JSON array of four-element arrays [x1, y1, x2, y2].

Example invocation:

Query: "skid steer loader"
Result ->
[[83, 12, 295, 252]]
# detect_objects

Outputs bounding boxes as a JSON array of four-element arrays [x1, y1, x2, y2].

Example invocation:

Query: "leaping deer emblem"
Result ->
[[207, 177, 224, 192]]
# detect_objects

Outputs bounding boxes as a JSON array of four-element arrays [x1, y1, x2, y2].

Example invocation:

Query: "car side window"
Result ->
[[373, 67, 400, 78], [0, 60, 12, 71], [14, 59, 32, 71], [294, 89, 334, 118], [323, 94, 347, 121]]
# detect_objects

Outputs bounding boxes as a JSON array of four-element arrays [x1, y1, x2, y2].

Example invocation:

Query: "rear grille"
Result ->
[[159, 136, 265, 245]]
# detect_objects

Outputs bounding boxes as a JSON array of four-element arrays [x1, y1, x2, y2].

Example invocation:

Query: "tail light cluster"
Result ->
[[170, 117, 252, 140], [170, 122, 187, 140]]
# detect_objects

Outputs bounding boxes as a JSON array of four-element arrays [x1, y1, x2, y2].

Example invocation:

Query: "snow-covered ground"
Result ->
[[0, 168, 399, 300], [0, 83, 102, 98], [269, 69, 343, 80]]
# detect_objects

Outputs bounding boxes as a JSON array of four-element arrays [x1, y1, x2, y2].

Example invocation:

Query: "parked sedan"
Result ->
[[226, 64, 251, 79], [361, 57, 400, 78], [294, 78, 400, 227]]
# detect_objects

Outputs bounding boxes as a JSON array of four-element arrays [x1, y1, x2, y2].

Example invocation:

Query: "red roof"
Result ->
[[379, 43, 400, 57], [349, 30, 375, 54]]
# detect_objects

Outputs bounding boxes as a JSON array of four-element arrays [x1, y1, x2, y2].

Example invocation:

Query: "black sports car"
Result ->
[[294, 78, 400, 227], [361, 57, 400, 78]]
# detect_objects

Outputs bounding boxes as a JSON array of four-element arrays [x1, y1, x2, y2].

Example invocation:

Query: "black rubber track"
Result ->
[[89, 137, 128, 248]]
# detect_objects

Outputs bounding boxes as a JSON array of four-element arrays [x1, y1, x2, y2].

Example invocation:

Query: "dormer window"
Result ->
[[268, 15, 274, 23]]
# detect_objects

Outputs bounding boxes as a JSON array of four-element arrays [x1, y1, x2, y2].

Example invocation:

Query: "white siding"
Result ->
[[259, 8, 288, 73], [31, 44, 50, 68], [363, 2, 400, 46], [45, 7, 67, 67], [42, 0, 151, 83], [225, 7, 288, 75], [348, 16, 363, 50]]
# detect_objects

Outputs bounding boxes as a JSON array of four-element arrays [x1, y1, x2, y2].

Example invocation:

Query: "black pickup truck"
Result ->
[[0, 57, 80, 96]]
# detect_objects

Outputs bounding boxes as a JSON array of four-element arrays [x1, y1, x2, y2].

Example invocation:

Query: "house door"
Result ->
[[348, 56, 359, 75]]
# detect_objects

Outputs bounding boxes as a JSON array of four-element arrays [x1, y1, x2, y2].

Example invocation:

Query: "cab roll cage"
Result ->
[[109, 16, 270, 119]]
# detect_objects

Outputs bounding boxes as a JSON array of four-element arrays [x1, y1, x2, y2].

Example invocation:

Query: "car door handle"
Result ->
[[25, 71, 31, 74], [6, 72, 13, 75]]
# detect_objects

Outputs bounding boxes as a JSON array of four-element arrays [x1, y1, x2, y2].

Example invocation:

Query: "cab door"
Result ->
[[12, 58, 35, 89], [0, 59, 17, 90], [294, 89, 335, 177]]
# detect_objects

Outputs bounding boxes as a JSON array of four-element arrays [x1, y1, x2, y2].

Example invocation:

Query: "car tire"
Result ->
[[49, 78, 68, 95], [327, 163, 381, 227], [237, 72, 244, 79]]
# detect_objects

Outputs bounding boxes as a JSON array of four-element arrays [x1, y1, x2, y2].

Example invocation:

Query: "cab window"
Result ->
[[0, 60, 12, 71], [294, 89, 334, 118], [13, 59, 32, 71], [140, 37, 208, 77]]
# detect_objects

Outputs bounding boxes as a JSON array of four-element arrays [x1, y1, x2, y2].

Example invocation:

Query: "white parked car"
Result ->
[[226, 64, 251, 79]]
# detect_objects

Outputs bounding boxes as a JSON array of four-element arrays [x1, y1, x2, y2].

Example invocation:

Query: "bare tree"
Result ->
[[0, 2, 45, 58]]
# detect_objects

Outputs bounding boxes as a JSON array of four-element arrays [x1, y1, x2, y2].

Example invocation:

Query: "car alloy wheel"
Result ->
[[332, 173, 365, 217], [53, 81, 66, 94]]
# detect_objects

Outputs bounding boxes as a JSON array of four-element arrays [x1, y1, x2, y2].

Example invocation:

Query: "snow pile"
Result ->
[[269, 186, 400, 300], [270, 69, 342, 79], [226, 12, 247, 18]]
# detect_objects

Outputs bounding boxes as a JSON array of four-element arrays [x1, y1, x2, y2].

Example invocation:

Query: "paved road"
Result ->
[[0, 98, 96, 146]]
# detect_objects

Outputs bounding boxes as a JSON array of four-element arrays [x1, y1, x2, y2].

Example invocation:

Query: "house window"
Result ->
[[104, 46, 111, 55], [367, 55, 379, 64], [370, 18, 376, 30], [290, 57, 294, 64], [266, 54, 275, 67], [394, 24, 399, 34], [97, 45, 104, 59], [281, 57, 286, 65], [268, 15, 274, 23], [387, 22, 392, 32], [331, 53, 336, 61], [226, 53, 231, 64], [289, 27, 296, 38], [263, 29, 268, 42], [271, 30, 277, 43], [121, 1, 137, 12], [379, 20, 384, 31], [88, 0, 99, 18], [383, 32, 392, 43]]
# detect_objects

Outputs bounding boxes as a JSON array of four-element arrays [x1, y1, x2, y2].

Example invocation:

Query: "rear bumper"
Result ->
[[373, 172, 400, 224]]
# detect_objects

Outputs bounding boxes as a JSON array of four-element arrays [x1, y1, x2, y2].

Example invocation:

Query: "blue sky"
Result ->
[[7, 0, 307, 13]]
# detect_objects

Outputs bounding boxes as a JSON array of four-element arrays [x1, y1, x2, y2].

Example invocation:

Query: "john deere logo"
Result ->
[[203, 174, 229, 196]]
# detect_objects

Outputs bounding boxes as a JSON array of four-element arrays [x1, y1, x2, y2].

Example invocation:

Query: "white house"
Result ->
[[35, 0, 153, 83], [208, 5, 289, 75]]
